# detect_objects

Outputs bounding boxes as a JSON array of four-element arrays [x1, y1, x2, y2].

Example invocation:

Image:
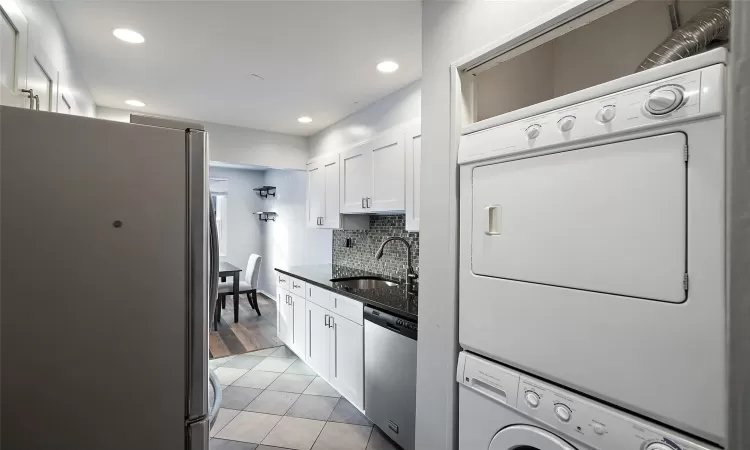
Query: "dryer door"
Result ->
[[471, 133, 687, 303], [489, 425, 577, 450]]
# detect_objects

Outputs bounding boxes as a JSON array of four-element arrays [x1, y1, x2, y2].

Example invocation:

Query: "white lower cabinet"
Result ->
[[277, 288, 293, 348], [290, 293, 306, 359], [277, 288, 306, 358], [329, 313, 364, 410], [279, 277, 365, 410], [306, 301, 331, 379]]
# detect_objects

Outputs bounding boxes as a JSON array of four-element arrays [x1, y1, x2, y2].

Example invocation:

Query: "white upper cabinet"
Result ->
[[340, 129, 405, 214], [0, 0, 28, 108], [370, 131, 405, 211], [27, 55, 54, 111], [405, 122, 421, 231], [339, 145, 371, 213], [307, 154, 368, 230], [322, 156, 341, 228], [307, 160, 324, 227]]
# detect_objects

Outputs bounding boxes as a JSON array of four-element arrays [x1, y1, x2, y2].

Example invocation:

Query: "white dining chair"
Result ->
[[214, 254, 262, 330]]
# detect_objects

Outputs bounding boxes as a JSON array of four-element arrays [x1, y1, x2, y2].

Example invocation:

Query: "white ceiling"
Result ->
[[53, 1, 422, 136]]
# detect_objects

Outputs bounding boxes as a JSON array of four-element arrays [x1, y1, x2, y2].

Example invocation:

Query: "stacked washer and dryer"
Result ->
[[457, 48, 728, 450]]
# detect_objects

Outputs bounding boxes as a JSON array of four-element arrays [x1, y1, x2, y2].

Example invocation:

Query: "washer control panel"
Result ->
[[459, 63, 724, 165], [457, 352, 717, 450], [517, 376, 715, 450]]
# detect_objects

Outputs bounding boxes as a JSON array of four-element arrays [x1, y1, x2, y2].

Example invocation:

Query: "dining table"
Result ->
[[218, 261, 242, 326]]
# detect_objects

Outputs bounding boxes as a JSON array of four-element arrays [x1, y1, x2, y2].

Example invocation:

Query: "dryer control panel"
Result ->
[[458, 63, 724, 165], [457, 352, 718, 450]]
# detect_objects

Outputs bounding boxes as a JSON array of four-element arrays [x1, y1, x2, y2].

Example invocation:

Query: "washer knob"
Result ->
[[557, 116, 576, 132], [596, 105, 617, 123], [525, 124, 541, 140], [645, 86, 685, 115], [524, 391, 540, 408], [592, 423, 605, 435], [554, 404, 572, 422], [645, 443, 673, 450]]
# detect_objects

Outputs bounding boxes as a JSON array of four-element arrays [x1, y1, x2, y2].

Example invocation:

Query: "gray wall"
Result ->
[[728, 0, 750, 447], [98, 107, 309, 170], [208, 167, 265, 278], [474, 0, 719, 121], [258, 169, 333, 296], [308, 80, 421, 159], [333, 215, 419, 280], [419, 1, 573, 448]]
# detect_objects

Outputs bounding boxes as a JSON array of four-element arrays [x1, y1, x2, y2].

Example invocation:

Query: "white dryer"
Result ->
[[458, 49, 727, 445], [457, 352, 717, 450]]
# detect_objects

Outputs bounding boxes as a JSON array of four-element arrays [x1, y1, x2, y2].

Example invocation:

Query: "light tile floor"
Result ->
[[210, 346, 400, 450]]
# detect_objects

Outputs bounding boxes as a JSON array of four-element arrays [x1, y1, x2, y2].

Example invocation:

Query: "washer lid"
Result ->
[[489, 425, 577, 450]]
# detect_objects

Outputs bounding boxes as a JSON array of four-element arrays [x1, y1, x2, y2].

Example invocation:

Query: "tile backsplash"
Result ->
[[333, 215, 419, 280]]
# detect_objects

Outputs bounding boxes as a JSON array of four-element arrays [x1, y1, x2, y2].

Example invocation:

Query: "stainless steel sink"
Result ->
[[330, 276, 400, 290]]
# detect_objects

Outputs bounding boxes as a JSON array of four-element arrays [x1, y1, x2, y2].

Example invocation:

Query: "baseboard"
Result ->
[[259, 290, 275, 301]]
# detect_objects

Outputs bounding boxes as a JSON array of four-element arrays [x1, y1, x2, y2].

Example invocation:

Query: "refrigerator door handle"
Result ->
[[186, 129, 209, 420]]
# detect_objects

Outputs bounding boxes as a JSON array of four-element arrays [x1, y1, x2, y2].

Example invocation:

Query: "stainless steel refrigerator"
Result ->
[[0, 106, 220, 450]]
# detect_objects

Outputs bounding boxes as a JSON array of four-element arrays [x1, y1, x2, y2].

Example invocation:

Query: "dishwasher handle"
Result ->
[[364, 306, 418, 341]]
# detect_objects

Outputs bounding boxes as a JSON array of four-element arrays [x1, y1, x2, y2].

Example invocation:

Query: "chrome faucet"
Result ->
[[375, 237, 418, 288]]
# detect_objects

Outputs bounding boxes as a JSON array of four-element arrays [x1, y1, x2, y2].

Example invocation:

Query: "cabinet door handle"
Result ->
[[324, 314, 329, 326], [291, 300, 295, 343], [367, 197, 371, 208], [334, 321, 338, 377], [309, 310, 312, 357]]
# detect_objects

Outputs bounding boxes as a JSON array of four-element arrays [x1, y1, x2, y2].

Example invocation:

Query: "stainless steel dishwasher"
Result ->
[[364, 306, 418, 450]]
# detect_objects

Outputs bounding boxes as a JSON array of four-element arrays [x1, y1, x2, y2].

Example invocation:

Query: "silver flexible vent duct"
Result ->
[[637, 2, 730, 72]]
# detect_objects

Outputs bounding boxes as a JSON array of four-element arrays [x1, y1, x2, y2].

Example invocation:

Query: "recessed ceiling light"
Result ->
[[298, 116, 312, 124], [113, 28, 145, 44], [125, 99, 145, 107], [376, 61, 399, 73]]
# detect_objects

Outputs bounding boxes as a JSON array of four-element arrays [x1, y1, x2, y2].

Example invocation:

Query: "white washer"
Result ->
[[457, 352, 717, 450], [458, 49, 727, 445]]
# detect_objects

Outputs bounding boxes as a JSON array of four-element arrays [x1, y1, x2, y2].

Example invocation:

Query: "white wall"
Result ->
[[258, 169, 332, 296], [418, 1, 575, 449], [308, 80, 421, 159], [18, 0, 95, 116], [208, 167, 265, 279], [97, 107, 309, 170]]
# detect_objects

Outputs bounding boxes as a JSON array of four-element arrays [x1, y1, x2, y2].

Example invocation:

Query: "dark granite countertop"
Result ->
[[275, 264, 418, 322]]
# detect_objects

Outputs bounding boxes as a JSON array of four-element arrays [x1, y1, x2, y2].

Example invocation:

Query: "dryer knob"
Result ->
[[525, 124, 541, 140], [554, 404, 572, 422], [645, 443, 673, 450], [557, 116, 576, 133], [596, 105, 617, 123], [645, 86, 685, 115], [524, 391, 540, 408]]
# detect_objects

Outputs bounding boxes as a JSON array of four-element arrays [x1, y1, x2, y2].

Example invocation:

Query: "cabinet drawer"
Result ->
[[277, 273, 290, 289], [307, 284, 331, 309], [330, 293, 363, 325], [290, 276, 306, 298]]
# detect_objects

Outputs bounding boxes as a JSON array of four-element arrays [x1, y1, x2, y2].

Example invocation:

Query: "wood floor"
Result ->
[[209, 293, 282, 359]]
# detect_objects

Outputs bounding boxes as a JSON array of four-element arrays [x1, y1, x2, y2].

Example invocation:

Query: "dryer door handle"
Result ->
[[484, 205, 502, 236]]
